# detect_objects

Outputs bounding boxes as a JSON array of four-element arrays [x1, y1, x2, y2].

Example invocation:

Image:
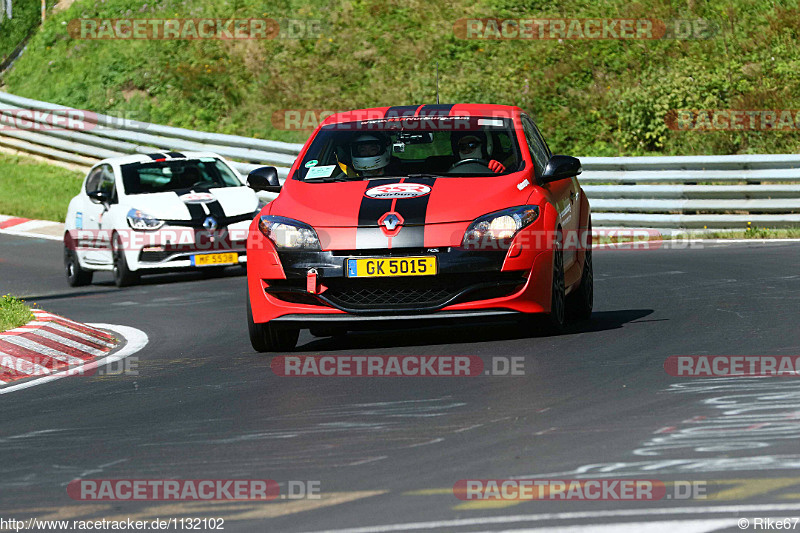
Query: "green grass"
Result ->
[[0, 154, 83, 221], [595, 227, 800, 244], [2, 0, 800, 156], [0, 0, 42, 65], [695, 227, 800, 239], [0, 294, 33, 332]]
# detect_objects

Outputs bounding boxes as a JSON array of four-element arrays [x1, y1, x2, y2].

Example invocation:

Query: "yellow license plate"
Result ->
[[346, 257, 437, 278], [192, 252, 239, 266]]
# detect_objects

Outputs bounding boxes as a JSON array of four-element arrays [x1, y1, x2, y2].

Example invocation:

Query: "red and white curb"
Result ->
[[0, 214, 64, 241], [0, 309, 148, 394]]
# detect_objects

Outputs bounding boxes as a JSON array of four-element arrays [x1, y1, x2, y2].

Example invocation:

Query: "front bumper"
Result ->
[[266, 248, 525, 313], [123, 222, 250, 271], [248, 244, 554, 323]]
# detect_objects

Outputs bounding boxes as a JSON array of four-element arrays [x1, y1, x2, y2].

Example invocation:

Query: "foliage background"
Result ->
[[2, 0, 800, 156]]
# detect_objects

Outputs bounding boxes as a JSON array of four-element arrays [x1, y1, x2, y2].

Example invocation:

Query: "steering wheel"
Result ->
[[449, 158, 490, 171], [190, 180, 214, 189]]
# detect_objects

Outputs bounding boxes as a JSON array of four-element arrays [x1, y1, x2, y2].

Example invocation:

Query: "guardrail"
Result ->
[[0, 92, 303, 179], [581, 155, 800, 228], [0, 91, 798, 229]]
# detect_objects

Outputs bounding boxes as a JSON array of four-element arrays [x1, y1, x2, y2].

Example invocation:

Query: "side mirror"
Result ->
[[247, 166, 281, 193], [540, 155, 582, 184], [88, 190, 111, 206]]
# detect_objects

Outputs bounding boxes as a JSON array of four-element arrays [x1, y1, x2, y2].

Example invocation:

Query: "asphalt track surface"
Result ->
[[1, 232, 800, 532]]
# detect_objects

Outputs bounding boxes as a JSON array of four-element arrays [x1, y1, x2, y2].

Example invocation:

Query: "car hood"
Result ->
[[271, 174, 533, 227], [123, 187, 258, 221]]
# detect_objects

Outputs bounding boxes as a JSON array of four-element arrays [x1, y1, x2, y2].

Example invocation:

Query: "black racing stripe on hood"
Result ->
[[356, 178, 402, 249], [390, 177, 436, 248], [184, 202, 205, 220], [166, 151, 185, 158], [417, 104, 454, 117], [171, 189, 207, 221], [205, 199, 227, 221], [147, 153, 167, 160], [384, 105, 420, 119]]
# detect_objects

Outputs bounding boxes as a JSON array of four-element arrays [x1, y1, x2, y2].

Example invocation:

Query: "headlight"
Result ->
[[258, 215, 320, 250], [126, 209, 164, 231], [462, 205, 539, 249]]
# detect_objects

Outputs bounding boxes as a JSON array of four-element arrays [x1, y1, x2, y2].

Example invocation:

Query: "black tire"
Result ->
[[112, 233, 139, 288], [567, 247, 593, 321], [544, 238, 567, 334], [247, 296, 299, 352], [64, 241, 93, 287]]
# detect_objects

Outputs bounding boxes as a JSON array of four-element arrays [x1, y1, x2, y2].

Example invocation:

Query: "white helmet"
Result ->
[[351, 134, 391, 172]]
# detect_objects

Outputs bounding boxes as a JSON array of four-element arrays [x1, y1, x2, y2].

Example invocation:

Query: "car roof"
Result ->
[[94, 151, 225, 167], [320, 104, 525, 126]]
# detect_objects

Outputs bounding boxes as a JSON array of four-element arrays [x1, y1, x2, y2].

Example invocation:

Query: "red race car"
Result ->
[[245, 104, 592, 351]]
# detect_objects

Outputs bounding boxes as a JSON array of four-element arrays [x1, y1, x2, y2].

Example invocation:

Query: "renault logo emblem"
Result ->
[[382, 213, 401, 230], [378, 211, 404, 237], [203, 216, 218, 231]]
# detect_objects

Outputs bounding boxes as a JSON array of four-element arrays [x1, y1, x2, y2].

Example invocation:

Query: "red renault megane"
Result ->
[[245, 104, 592, 351]]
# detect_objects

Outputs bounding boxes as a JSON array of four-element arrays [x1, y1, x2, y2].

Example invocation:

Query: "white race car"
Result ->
[[64, 152, 262, 287]]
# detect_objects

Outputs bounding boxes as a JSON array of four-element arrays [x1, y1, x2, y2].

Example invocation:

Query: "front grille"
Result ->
[[327, 286, 455, 308], [319, 272, 526, 311], [139, 250, 172, 262]]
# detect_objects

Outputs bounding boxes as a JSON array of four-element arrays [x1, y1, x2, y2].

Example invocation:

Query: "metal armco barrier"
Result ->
[[581, 155, 800, 228], [0, 91, 798, 229], [0, 92, 303, 180]]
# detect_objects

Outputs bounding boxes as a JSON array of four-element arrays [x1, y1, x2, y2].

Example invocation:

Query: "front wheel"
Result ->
[[544, 240, 566, 334], [247, 296, 299, 352], [112, 233, 139, 288], [64, 242, 93, 287]]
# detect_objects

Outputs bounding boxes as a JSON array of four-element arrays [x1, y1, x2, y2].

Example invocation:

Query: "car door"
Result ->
[[82, 164, 116, 265], [531, 117, 581, 264], [522, 116, 579, 268]]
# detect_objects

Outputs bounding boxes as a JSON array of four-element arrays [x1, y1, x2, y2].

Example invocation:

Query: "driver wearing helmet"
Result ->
[[350, 133, 401, 177], [450, 131, 506, 173]]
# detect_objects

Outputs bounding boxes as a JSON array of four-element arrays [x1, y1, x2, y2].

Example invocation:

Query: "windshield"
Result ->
[[294, 116, 523, 182], [120, 158, 242, 195]]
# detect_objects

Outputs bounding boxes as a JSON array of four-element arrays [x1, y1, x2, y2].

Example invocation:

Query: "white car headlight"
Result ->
[[258, 216, 321, 250], [463, 206, 539, 249], [126, 209, 165, 231]]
